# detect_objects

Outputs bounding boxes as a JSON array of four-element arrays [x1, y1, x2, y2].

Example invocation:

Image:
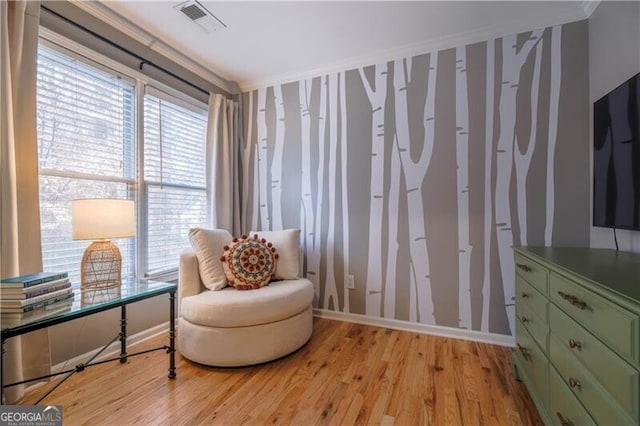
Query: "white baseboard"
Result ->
[[313, 309, 515, 347], [51, 321, 170, 374]]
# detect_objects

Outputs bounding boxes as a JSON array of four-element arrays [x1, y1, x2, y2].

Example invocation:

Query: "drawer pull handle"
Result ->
[[556, 412, 574, 426], [557, 291, 587, 310], [516, 263, 532, 273], [521, 316, 529, 324], [516, 343, 532, 362], [568, 377, 581, 390], [568, 338, 582, 350], [521, 292, 529, 299]]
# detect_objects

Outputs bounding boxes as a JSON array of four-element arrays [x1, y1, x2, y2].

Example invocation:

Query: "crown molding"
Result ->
[[75, 2, 240, 95], [582, 0, 602, 18], [73, 1, 589, 96], [239, 6, 588, 92]]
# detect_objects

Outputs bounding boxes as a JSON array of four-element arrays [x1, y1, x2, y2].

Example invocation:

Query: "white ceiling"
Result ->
[[93, 1, 593, 92]]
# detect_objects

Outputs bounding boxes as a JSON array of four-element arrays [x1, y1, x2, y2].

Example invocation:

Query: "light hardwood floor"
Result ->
[[21, 317, 542, 425]]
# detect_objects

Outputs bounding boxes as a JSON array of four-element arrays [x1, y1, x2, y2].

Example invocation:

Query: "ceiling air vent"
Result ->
[[174, 0, 226, 34]]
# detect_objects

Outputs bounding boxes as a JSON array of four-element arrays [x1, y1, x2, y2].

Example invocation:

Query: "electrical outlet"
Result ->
[[346, 274, 355, 289]]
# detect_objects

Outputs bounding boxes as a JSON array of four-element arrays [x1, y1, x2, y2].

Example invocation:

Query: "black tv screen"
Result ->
[[593, 72, 640, 230]]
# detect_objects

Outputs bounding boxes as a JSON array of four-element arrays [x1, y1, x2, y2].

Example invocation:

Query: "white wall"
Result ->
[[589, 1, 640, 252]]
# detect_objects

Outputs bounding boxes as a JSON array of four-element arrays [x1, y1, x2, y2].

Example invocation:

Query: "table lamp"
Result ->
[[72, 198, 135, 289]]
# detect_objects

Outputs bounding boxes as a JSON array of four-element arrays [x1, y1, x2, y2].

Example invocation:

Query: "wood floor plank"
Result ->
[[19, 317, 543, 425]]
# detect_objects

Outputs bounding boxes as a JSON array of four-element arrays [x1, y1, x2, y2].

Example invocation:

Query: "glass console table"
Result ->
[[0, 279, 177, 404]]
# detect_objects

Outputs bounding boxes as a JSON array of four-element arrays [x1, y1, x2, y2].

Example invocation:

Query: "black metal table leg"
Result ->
[[1, 338, 5, 405], [120, 304, 127, 363], [168, 290, 176, 379]]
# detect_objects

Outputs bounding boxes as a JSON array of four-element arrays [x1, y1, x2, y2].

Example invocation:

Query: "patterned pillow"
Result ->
[[221, 235, 278, 290]]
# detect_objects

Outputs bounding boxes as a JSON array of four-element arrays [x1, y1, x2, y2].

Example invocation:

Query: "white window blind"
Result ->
[[143, 91, 207, 274], [37, 44, 136, 285]]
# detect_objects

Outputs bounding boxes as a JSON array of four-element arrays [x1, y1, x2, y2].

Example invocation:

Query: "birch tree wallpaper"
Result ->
[[239, 21, 589, 336]]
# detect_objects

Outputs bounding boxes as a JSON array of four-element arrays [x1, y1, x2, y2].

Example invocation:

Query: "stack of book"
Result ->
[[0, 272, 74, 319]]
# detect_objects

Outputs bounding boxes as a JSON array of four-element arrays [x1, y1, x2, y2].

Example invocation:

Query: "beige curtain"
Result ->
[[1, 0, 51, 404], [206, 94, 241, 236]]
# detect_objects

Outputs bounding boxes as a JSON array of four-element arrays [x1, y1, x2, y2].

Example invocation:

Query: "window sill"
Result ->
[[144, 269, 178, 284]]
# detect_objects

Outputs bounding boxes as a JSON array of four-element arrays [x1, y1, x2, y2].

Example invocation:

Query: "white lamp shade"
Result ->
[[72, 199, 135, 240]]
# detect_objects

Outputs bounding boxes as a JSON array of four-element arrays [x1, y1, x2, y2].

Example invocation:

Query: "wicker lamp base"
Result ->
[[81, 240, 122, 290]]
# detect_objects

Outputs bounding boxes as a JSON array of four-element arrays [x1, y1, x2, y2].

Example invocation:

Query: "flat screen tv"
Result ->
[[593, 71, 640, 230]]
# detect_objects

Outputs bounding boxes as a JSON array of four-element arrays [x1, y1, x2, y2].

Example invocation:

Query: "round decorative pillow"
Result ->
[[221, 234, 278, 290]]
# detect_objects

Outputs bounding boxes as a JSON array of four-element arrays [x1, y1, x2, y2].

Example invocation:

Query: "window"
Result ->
[[143, 91, 207, 274], [37, 44, 136, 284], [36, 40, 208, 284]]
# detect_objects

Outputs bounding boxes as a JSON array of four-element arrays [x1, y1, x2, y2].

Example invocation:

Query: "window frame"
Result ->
[[139, 86, 208, 279], [38, 28, 209, 282]]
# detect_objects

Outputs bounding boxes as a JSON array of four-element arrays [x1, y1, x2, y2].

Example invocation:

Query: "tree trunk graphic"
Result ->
[[324, 73, 339, 310], [385, 134, 402, 319], [271, 84, 285, 231], [389, 58, 413, 320], [299, 78, 317, 292], [311, 76, 328, 299], [514, 39, 543, 246], [257, 87, 270, 230], [394, 55, 437, 325], [252, 133, 260, 233], [339, 71, 351, 313], [481, 40, 495, 333], [495, 30, 543, 335], [359, 64, 388, 317], [242, 91, 257, 232], [546, 26, 562, 246], [455, 47, 472, 330]]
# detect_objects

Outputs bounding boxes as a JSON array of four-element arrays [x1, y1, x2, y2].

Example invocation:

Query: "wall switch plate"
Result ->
[[346, 274, 355, 289]]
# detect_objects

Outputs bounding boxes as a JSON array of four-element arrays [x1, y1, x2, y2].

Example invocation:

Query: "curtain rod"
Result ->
[[41, 5, 210, 97]]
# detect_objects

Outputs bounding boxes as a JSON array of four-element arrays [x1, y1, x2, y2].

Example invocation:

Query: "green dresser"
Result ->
[[513, 247, 640, 425]]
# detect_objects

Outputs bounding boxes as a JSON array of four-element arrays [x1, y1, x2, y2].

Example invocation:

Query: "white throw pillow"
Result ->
[[188, 228, 233, 290], [249, 229, 300, 280]]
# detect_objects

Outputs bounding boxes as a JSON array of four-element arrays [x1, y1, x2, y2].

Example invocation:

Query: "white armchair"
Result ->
[[177, 250, 314, 367]]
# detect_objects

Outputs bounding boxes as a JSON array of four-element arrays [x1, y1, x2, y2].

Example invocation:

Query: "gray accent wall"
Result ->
[[240, 21, 590, 336]]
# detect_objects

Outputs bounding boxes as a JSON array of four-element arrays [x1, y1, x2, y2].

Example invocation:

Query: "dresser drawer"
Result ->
[[550, 334, 637, 424], [549, 366, 596, 426], [516, 275, 548, 323], [514, 252, 549, 295], [550, 272, 639, 363], [514, 319, 548, 408], [516, 295, 548, 353], [550, 304, 639, 417]]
